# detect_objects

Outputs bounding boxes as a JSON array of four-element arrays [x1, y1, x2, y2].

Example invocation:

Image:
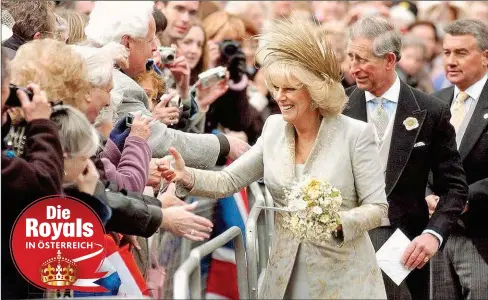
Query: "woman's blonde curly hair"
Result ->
[[10, 39, 92, 112], [255, 14, 347, 116]]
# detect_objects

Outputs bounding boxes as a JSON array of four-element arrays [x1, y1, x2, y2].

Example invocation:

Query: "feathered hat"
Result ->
[[255, 12, 342, 85]]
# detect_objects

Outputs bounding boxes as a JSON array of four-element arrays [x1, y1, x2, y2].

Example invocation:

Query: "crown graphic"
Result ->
[[40, 250, 77, 287]]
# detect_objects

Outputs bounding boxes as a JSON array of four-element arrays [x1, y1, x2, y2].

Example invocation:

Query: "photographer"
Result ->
[[202, 11, 264, 145], [1, 51, 64, 298]]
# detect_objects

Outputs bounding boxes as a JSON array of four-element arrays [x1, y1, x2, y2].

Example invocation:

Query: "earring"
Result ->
[[64, 170, 68, 176], [310, 101, 318, 111]]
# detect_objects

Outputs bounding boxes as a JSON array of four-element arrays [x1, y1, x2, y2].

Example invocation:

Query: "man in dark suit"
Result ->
[[343, 17, 468, 300], [429, 19, 488, 299]]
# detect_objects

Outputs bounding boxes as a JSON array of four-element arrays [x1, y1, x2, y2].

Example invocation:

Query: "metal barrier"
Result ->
[[246, 182, 272, 299], [173, 226, 249, 299]]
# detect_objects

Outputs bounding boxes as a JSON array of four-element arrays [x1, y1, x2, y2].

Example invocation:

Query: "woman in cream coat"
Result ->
[[162, 16, 388, 299]]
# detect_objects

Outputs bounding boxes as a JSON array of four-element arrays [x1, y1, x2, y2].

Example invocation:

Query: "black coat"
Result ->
[[1, 118, 64, 299], [432, 81, 488, 263], [343, 81, 468, 244]]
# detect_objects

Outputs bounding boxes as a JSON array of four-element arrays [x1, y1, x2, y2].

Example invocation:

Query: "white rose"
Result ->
[[312, 206, 323, 215], [289, 199, 307, 211]]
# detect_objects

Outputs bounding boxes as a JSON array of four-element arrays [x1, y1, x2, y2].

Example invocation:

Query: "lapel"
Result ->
[[344, 86, 368, 122], [385, 81, 427, 196], [283, 116, 339, 181], [459, 81, 488, 160], [435, 86, 455, 105]]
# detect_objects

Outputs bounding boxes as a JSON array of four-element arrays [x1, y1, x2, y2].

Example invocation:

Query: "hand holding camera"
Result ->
[[9, 83, 52, 122], [162, 45, 191, 99], [152, 91, 182, 126], [195, 67, 230, 111], [207, 40, 247, 83], [128, 112, 153, 141]]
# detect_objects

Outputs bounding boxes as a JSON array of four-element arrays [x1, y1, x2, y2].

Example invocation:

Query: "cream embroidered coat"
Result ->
[[177, 114, 388, 299]]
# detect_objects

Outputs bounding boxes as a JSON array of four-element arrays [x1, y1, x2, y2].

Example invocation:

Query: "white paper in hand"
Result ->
[[376, 228, 411, 286]]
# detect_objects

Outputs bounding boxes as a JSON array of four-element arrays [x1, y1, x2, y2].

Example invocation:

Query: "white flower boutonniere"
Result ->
[[403, 117, 419, 131]]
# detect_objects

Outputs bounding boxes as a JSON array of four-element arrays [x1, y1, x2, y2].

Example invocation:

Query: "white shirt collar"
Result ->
[[453, 73, 488, 102], [365, 74, 401, 103]]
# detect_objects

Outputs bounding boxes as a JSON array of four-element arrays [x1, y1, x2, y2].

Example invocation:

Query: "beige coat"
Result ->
[[178, 114, 388, 299]]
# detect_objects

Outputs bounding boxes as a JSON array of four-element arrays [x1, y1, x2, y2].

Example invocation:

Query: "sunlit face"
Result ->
[[64, 155, 91, 184], [268, 74, 316, 125], [86, 81, 113, 124], [398, 46, 425, 76], [346, 37, 392, 95], [177, 25, 204, 69], [126, 17, 158, 78], [161, 1, 199, 40], [443, 34, 488, 91]]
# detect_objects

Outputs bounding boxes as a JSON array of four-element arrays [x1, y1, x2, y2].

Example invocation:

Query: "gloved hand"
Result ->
[[109, 117, 130, 152]]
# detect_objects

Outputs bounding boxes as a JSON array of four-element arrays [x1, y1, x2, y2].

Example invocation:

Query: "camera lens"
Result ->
[[223, 44, 237, 57], [220, 40, 240, 59]]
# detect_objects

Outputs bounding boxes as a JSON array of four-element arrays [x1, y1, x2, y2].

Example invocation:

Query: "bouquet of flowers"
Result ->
[[281, 177, 343, 242]]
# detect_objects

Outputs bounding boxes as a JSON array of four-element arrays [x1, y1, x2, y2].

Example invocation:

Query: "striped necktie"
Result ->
[[450, 91, 469, 132]]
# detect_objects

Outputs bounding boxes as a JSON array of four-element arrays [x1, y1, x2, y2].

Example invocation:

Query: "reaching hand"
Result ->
[[19, 83, 52, 122], [128, 112, 152, 140], [161, 202, 214, 241], [146, 158, 167, 188], [158, 183, 186, 208], [102, 42, 129, 69], [195, 73, 229, 111], [401, 233, 439, 270], [159, 147, 187, 184], [226, 135, 251, 162], [152, 92, 181, 126], [75, 159, 100, 196], [120, 235, 141, 250]]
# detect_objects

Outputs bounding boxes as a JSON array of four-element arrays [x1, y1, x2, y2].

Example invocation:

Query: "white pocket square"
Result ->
[[414, 142, 426, 148]]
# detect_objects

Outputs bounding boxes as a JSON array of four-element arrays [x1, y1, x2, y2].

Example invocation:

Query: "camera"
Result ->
[[6, 84, 34, 107], [126, 111, 152, 127], [198, 66, 227, 88], [167, 93, 182, 108], [219, 40, 240, 61], [158, 46, 176, 65]]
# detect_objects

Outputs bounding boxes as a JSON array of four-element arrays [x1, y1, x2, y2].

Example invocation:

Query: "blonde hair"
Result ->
[[11, 39, 92, 111], [203, 11, 246, 41], [255, 14, 346, 116], [56, 8, 88, 45]]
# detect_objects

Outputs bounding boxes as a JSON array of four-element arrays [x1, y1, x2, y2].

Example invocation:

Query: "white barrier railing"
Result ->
[[173, 226, 249, 299]]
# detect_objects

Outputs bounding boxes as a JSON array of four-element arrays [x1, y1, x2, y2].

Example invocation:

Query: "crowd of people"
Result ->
[[1, 1, 487, 299]]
